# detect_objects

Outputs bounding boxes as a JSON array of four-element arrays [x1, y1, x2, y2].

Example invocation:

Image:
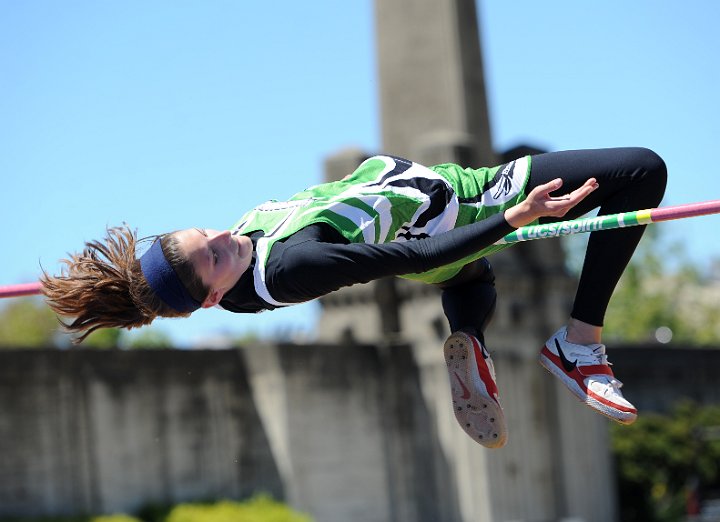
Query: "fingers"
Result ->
[[566, 178, 599, 203], [530, 178, 564, 198], [505, 177, 599, 227], [549, 178, 596, 200], [537, 177, 597, 198], [531, 178, 599, 217]]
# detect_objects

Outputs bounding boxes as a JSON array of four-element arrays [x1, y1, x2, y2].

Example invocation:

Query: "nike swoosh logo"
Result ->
[[555, 339, 577, 373], [453, 371, 471, 400]]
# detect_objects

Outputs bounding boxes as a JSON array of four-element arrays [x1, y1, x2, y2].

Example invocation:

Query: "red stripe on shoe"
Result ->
[[577, 364, 614, 377], [541, 346, 636, 414], [470, 336, 499, 400], [586, 388, 637, 414]]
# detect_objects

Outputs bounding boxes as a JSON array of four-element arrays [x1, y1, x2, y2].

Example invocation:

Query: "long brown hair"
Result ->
[[41, 225, 209, 343]]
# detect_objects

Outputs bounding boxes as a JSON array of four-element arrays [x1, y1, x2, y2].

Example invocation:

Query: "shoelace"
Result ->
[[579, 346, 625, 394], [592, 376, 625, 398], [570, 343, 609, 366], [568, 342, 625, 390], [590, 345, 610, 366], [608, 377, 624, 392]]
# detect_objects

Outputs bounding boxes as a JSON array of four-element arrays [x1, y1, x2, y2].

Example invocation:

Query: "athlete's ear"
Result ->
[[201, 289, 224, 308]]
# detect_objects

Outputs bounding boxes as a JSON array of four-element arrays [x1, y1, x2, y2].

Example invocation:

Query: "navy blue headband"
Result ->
[[140, 239, 201, 313]]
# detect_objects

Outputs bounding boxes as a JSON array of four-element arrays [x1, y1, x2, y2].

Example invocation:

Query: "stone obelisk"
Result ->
[[376, 0, 495, 167]]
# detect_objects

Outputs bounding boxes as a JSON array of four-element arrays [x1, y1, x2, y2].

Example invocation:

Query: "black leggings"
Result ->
[[441, 147, 668, 340]]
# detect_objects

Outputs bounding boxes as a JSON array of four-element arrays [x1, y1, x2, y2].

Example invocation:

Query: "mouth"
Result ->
[[235, 236, 249, 258]]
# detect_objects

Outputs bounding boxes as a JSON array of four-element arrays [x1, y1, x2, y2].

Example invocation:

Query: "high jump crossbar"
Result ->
[[495, 198, 720, 245], [0, 282, 43, 299]]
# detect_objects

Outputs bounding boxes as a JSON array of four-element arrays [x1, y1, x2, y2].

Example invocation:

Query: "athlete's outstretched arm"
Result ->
[[267, 178, 599, 303]]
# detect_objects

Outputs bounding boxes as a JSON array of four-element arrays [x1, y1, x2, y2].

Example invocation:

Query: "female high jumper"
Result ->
[[42, 147, 667, 448]]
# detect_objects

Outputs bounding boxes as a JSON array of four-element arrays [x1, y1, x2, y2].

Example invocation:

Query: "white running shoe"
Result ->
[[444, 331, 507, 448], [539, 326, 637, 424]]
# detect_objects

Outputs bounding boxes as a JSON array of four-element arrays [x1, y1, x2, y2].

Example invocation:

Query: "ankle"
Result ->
[[565, 319, 602, 345], [458, 327, 483, 343]]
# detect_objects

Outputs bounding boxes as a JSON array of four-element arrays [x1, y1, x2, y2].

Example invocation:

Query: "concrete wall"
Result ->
[[610, 346, 720, 413], [4, 344, 712, 521], [0, 349, 282, 517], [0, 345, 462, 521], [0, 340, 614, 522], [243, 341, 461, 522]]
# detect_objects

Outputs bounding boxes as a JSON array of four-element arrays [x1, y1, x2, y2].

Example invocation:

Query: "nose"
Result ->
[[210, 230, 232, 246]]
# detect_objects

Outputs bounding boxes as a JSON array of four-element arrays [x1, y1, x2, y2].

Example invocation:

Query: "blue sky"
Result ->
[[1, 1, 719, 346]]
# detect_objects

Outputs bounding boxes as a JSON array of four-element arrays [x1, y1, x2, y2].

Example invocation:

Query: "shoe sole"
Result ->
[[444, 333, 507, 448], [539, 350, 637, 425]]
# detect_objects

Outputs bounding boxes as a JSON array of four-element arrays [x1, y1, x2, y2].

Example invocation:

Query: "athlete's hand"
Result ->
[[504, 178, 598, 228]]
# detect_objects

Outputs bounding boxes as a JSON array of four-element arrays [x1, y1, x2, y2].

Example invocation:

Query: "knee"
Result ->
[[630, 147, 668, 200], [438, 257, 495, 288], [469, 257, 495, 286], [639, 146, 667, 173], [634, 147, 667, 180], [481, 258, 496, 285]]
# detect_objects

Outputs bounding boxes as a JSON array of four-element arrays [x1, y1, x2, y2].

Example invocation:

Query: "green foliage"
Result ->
[[125, 328, 173, 349], [232, 331, 261, 346], [0, 297, 126, 349], [82, 328, 124, 349], [165, 495, 313, 522], [576, 229, 720, 345], [0, 496, 312, 522], [612, 401, 720, 522], [0, 297, 61, 348], [133, 503, 171, 522]]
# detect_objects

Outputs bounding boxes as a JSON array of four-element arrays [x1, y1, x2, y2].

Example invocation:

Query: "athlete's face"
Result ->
[[173, 228, 253, 308]]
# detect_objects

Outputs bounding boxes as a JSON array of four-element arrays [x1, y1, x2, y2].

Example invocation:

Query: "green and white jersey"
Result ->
[[231, 155, 532, 307]]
